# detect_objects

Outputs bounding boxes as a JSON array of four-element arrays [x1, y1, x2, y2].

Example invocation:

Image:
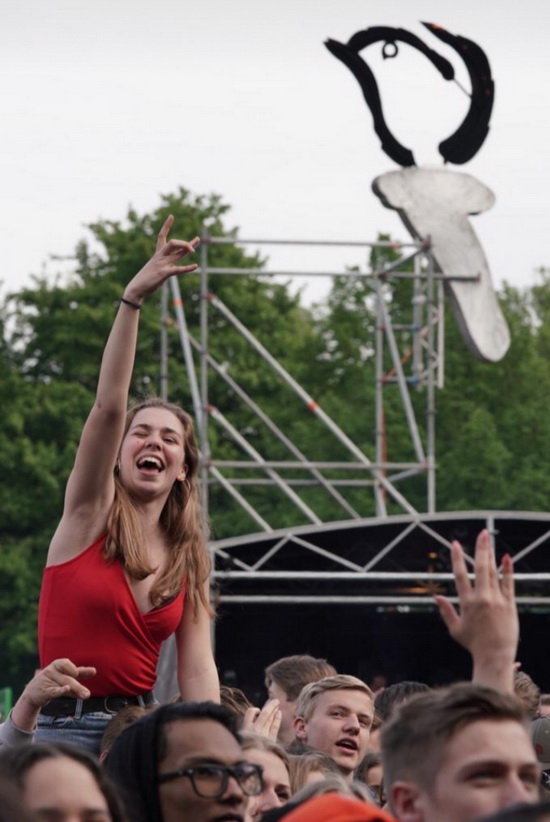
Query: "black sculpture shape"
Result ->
[[422, 23, 494, 165], [325, 22, 494, 167]]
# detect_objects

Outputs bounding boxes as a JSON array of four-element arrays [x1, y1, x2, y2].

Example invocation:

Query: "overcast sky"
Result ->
[[2, 0, 549, 305]]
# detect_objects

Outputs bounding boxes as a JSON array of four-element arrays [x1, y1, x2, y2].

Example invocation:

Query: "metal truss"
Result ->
[[210, 510, 550, 607], [162, 232, 538, 607], [165, 233, 443, 508]]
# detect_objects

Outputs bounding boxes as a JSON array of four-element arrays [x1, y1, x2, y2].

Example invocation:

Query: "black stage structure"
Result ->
[[212, 511, 550, 702]]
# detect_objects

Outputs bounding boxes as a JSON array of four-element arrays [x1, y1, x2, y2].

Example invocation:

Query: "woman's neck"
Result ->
[[136, 497, 167, 533]]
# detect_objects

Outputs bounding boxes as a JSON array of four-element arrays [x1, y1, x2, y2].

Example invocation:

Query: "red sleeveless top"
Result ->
[[38, 535, 185, 696]]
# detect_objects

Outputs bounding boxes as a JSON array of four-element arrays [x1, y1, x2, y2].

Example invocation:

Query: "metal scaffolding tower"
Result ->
[[161, 232, 550, 608]]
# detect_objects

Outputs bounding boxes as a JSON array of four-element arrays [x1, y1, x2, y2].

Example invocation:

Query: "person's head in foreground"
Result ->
[[106, 701, 264, 822], [264, 656, 337, 745], [100, 704, 154, 763], [293, 675, 374, 782], [291, 776, 375, 806], [261, 793, 395, 822], [374, 682, 430, 724], [381, 683, 540, 822], [240, 733, 291, 821], [0, 742, 125, 822], [288, 750, 341, 794]]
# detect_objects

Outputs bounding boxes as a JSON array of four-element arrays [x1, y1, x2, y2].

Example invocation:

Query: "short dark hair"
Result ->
[[0, 742, 125, 822], [381, 683, 529, 795], [220, 685, 253, 722], [374, 681, 430, 723], [106, 701, 240, 822], [156, 701, 239, 761], [100, 704, 154, 756], [265, 656, 336, 701]]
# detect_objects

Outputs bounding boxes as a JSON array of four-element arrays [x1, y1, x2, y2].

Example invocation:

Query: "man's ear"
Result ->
[[293, 716, 307, 741], [390, 781, 425, 822]]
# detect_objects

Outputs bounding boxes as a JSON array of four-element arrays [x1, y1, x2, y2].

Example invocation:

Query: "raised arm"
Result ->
[[48, 217, 199, 563], [434, 529, 517, 693]]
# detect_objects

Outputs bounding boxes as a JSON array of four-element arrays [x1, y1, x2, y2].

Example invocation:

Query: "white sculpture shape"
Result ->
[[373, 166, 510, 363]]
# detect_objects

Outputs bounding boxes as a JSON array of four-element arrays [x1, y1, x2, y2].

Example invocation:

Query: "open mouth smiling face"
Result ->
[[137, 455, 165, 474], [118, 407, 186, 490], [296, 688, 373, 775]]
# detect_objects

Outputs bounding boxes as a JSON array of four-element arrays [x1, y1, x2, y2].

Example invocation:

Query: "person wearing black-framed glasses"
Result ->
[[158, 761, 264, 798], [106, 701, 265, 822]]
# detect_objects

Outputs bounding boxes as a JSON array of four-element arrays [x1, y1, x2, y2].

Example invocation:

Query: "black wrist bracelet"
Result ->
[[120, 297, 142, 310]]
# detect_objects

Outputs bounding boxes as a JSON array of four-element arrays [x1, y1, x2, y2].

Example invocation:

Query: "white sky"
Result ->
[[2, 0, 549, 304]]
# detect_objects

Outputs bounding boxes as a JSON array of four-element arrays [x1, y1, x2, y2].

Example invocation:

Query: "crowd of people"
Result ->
[[2, 220, 550, 822], [3, 620, 550, 822]]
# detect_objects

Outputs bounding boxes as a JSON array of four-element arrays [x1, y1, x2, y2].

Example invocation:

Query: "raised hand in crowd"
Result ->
[[434, 528, 517, 693], [242, 698, 282, 740]]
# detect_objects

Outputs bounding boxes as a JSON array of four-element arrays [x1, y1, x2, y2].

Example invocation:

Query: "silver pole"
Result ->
[[374, 276, 387, 517], [376, 280, 426, 464], [160, 283, 169, 401], [426, 244, 436, 514], [212, 570, 550, 581], [217, 595, 550, 605], [169, 278, 202, 423], [199, 229, 210, 521], [196, 267, 476, 280], [412, 253, 423, 387], [213, 478, 377, 487], [210, 460, 420, 470], [207, 237, 421, 249], [438, 278, 445, 389]]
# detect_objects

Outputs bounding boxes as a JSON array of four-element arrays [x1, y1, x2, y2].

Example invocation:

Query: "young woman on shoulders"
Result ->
[[37, 216, 219, 753]]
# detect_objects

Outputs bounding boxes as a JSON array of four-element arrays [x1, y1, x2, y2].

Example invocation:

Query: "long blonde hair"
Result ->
[[104, 397, 211, 615]]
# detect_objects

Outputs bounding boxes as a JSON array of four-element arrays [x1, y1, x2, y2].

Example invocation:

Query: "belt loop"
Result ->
[[74, 698, 83, 719], [136, 695, 145, 708]]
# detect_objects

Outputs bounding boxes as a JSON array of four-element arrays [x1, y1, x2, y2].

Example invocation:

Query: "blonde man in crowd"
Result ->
[[292, 675, 374, 783]]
